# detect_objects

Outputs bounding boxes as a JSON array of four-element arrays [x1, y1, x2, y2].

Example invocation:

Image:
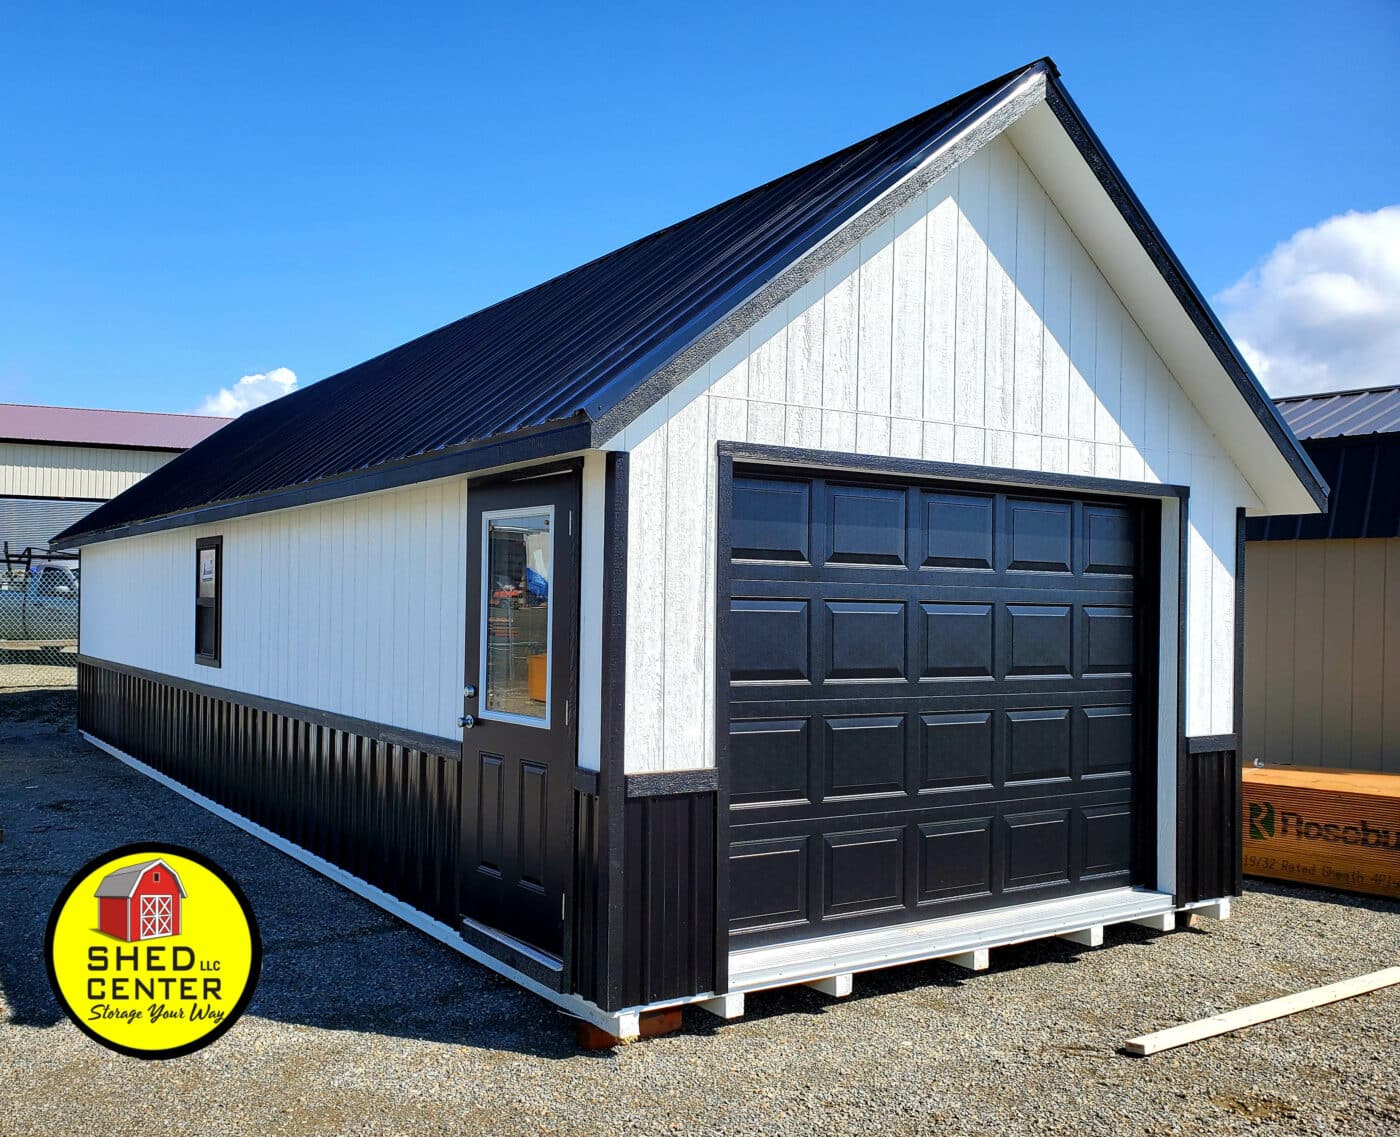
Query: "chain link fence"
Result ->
[[1, 550, 79, 690]]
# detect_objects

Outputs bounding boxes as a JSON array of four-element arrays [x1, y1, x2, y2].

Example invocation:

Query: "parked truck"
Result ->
[[0, 562, 79, 648]]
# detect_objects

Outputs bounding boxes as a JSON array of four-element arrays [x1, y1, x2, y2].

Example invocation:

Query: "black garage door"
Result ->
[[722, 467, 1158, 947]]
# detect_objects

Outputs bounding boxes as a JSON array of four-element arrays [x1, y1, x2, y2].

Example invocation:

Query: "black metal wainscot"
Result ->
[[77, 657, 462, 924]]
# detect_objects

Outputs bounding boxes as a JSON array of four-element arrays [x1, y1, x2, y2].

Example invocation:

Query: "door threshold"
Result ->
[[728, 887, 1176, 994], [459, 916, 564, 991]]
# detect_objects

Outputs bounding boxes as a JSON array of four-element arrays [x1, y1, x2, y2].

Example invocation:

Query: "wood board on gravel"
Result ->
[[2, 691, 1398, 1137]]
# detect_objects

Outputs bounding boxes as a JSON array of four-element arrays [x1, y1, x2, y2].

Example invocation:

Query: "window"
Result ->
[[480, 509, 552, 724], [152, 872, 161, 883], [195, 537, 222, 666]]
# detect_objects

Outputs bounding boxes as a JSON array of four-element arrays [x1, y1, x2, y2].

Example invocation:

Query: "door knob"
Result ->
[[458, 715, 476, 729], [464, 684, 477, 699]]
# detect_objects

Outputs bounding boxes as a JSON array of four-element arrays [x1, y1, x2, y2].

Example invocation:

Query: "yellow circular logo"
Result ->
[[45, 844, 261, 1059]]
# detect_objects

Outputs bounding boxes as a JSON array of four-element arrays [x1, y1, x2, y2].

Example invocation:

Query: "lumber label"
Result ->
[[1241, 767, 1400, 900]]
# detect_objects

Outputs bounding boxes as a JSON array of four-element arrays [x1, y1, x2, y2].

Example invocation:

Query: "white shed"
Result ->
[[63, 59, 1325, 1042]]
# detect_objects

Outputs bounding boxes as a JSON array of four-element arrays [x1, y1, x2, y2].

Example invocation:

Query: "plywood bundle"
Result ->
[[1241, 766, 1400, 899]]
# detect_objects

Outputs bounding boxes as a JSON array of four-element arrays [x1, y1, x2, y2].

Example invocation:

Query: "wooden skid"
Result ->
[[1124, 967, 1400, 1056]]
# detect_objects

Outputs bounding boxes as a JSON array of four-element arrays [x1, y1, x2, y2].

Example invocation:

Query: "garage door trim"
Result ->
[[713, 441, 1188, 980]]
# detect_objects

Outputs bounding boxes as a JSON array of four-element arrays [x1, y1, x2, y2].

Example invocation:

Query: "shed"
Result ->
[[1244, 384, 1400, 773], [1, 403, 229, 556], [60, 59, 1325, 1040], [95, 858, 186, 942]]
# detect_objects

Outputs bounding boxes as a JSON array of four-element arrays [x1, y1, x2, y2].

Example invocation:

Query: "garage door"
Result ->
[[723, 467, 1157, 947]]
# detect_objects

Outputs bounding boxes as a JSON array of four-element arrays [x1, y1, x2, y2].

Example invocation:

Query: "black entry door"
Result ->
[[723, 466, 1157, 948], [461, 470, 579, 958]]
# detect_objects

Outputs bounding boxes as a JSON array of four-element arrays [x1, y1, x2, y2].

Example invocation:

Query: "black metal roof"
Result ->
[[58, 58, 1325, 547], [1249, 387, 1400, 542], [1273, 385, 1400, 439], [58, 63, 1038, 545]]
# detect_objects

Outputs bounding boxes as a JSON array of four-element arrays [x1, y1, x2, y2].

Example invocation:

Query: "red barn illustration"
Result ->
[[95, 859, 186, 941]]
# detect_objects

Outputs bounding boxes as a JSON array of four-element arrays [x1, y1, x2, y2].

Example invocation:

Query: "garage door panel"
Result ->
[[1006, 707, 1073, 782], [822, 827, 906, 918], [730, 599, 810, 682], [920, 710, 994, 789], [921, 602, 995, 677], [824, 714, 907, 797], [827, 483, 909, 566], [1002, 808, 1073, 890], [729, 836, 811, 933], [1082, 704, 1136, 777], [824, 600, 907, 680], [1006, 498, 1074, 572], [923, 492, 995, 569], [732, 477, 812, 563], [917, 817, 995, 903], [1006, 604, 1074, 676], [730, 718, 811, 805], [1084, 505, 1139, 575], [1083, 605, 1136, 674], [1081, 803, 1134, 880], [725, 469, 1153, 946]]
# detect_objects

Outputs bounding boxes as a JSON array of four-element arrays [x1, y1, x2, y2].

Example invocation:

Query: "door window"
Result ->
[[481, 509, 552, 724]]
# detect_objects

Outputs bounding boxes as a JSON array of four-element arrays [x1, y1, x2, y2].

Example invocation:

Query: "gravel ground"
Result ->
[[2, 690, 1398, 1137]]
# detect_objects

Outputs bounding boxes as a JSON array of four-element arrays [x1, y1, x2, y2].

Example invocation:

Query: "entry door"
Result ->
[[460, 470, 579, 958]]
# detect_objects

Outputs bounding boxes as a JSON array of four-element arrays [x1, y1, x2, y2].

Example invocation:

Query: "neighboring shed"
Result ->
[[1244, 385, 1400, 773], [60, 59, 1325, 1040], [0, 404, 230, 554]]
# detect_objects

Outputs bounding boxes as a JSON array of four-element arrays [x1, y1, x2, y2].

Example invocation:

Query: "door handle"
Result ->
[[463, 684, 477, 699], [458, 715, 476, 729]]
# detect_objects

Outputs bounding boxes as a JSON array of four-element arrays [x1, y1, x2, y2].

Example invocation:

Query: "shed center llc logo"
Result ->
[[45, 844, 261, 1059]]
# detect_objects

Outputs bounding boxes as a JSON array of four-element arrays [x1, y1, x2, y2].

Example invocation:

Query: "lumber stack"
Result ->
[[1241, 765, 1400, 899]]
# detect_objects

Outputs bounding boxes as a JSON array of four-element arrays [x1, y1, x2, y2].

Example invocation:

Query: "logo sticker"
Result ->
[[44, 844, 261, 1059], [1248, 800, 1276, 841]]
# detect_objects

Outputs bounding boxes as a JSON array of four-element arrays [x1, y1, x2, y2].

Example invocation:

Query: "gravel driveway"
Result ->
[[2, 690, 1398, 1137]]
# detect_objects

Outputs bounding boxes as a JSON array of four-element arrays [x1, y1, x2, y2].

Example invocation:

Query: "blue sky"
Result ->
[[2, 1, 1396, 412]]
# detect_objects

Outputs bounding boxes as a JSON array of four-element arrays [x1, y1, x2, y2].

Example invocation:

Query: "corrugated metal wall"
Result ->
[[0, 496, 101, 552], [1243, 538, 1400, 773], [0, 441, 172, 500]]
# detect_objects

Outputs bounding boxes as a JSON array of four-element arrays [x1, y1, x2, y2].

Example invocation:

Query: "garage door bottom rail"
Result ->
[[728, 886, 1178, 993]]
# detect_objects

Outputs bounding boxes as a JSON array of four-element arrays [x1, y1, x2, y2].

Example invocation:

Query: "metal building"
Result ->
[[1244, 385, 1400, 774], [61, 60, 1326, 1040], [1, 403, 229, 555]]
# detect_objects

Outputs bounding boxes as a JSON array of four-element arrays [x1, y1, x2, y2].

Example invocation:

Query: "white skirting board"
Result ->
[[80, 731, 659, 1039]]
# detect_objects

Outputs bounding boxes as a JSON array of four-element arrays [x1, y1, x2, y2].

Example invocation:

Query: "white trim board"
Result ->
[[80, 731, 649, 1039], [729, 886, 1177, 994]]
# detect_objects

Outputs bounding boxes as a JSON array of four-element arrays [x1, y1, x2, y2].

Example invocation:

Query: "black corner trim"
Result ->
[[1186, 734, 1238, 755], [1043, 77, 1326, 513], [573, 767, 600, 796], [76, 653, 462, 759], [625, 769, 721, 798], [719, 441, 1189, 500]]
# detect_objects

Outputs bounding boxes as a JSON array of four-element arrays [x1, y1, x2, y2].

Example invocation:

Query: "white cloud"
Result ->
[[1216, 206, 1400, 396], [196, 366, 298, 416]]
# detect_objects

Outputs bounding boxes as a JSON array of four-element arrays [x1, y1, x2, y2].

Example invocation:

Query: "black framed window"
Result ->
[[195, 537, 222, 666]]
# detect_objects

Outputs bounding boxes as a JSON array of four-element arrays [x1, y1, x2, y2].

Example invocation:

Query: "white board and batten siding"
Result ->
[[613, 134, 1260, 774], [0, 441, 173, 501], [81, 478, 470, 742]]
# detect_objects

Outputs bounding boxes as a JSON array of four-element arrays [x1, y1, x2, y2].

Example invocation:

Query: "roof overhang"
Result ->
[[1006, 80, 1325, 516]]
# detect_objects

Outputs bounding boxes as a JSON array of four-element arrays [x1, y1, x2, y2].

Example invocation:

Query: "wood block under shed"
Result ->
[[575, 1008, 682, 1050], [1241, 766, 1400, 899]]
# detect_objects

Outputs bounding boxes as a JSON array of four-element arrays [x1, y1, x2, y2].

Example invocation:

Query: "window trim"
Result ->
[[477, 505, 554, 729], [195, 536, 223, 668]]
